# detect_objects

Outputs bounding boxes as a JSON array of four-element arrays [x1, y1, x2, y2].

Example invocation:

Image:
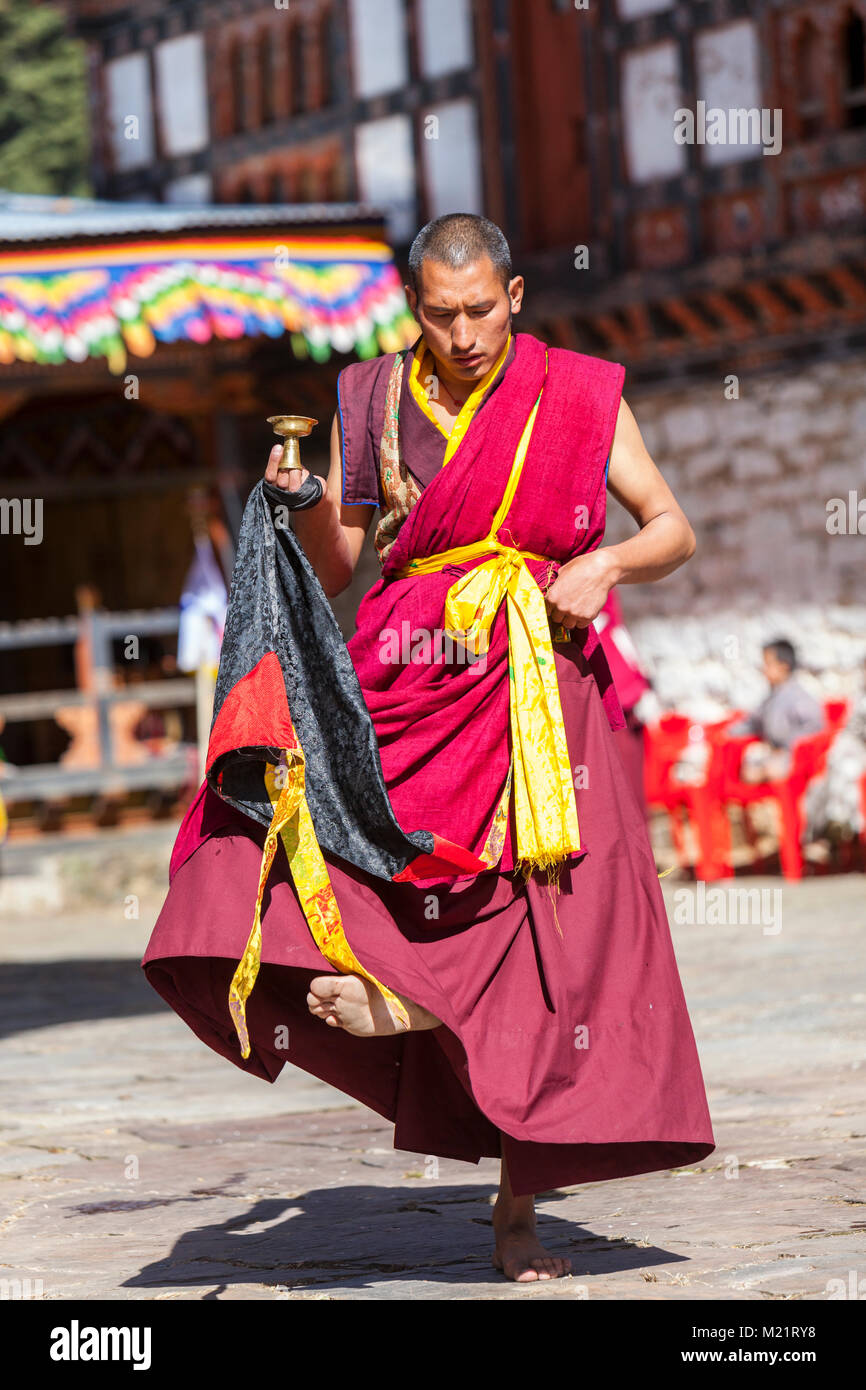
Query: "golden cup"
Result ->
[[267, 414, 318, 472]]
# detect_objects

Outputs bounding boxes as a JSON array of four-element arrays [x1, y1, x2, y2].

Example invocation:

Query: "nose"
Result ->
[[451, 316, 475, 352]]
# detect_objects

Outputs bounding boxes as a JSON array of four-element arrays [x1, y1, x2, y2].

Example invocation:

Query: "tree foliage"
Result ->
[[0, 0, 90, 196]]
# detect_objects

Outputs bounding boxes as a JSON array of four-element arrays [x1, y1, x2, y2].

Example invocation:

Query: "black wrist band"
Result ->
[[262, 475, 325, 512]]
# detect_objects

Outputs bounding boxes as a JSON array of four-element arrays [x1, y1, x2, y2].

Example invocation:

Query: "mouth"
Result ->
[[452, 353, 484, 369]]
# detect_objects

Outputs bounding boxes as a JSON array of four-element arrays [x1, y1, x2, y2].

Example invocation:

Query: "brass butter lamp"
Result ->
[[267, 414, 318, 473]]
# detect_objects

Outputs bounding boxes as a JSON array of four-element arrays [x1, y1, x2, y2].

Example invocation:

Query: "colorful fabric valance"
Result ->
[[0, 234, 418, 373]]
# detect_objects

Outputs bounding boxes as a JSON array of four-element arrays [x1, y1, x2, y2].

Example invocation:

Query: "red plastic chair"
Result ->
[[680, 717, 743, 880], [824, 698, 849, 732], [643, 713, 741, 878], [643, 716, 692, 867], [717, 727, 837, 880]]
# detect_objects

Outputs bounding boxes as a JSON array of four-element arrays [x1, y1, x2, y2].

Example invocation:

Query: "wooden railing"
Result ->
[[0, 609, 200, 807]]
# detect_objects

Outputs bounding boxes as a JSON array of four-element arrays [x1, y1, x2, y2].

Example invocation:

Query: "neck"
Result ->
[[437, 374, 471, 409], [425, 334, 512, 405]]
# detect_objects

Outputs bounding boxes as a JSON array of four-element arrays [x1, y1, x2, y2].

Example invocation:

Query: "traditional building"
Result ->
[[65, 0, 490, 241], [552, 0, 866, 713], [517, 1, 866, 385], [62, 1, 866, 381]]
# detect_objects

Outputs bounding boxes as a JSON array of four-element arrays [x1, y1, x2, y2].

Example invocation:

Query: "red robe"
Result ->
[[143, 333, 714, 1196]]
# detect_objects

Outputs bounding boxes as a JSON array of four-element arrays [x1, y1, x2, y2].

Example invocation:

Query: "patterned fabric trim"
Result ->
[[373, 351, 424, 567]]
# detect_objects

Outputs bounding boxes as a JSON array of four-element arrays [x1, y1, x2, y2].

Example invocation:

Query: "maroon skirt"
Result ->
[[143, 642, 715, 1197]]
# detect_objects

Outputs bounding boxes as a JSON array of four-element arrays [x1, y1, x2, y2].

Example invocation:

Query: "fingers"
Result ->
[[547, 603, 576, 628], [264, 444, 309, 492], [265, 443, 283, 486], [545, 593, 596, 629], [285, 467, 309, 493], [549, 611, 591, 630]]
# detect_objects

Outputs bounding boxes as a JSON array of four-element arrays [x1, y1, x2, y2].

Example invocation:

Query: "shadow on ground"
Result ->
[[0, 959, 166, 1039], [124, 1185, 686, 1293]]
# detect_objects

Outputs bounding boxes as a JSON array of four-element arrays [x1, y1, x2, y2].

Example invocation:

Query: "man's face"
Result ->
[[762, 649, 791, 686], [405, 255, 523, 385]]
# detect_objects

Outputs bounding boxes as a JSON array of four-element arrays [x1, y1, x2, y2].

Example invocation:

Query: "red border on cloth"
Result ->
[[396, 834, 488, 880], [206, 651, 299, 773]]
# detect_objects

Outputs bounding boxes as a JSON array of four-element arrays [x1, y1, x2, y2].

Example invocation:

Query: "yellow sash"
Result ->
[[228, 752, 410, 1060], [394, 379, 581, 879]]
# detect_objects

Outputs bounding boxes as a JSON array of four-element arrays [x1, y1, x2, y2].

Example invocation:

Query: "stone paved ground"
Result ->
[[1, 833, 864, 1301]]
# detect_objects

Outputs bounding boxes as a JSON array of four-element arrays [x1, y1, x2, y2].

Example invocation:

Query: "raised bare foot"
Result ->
[[492, 1222, 572, 1282], [306, 973, 441, 1037]]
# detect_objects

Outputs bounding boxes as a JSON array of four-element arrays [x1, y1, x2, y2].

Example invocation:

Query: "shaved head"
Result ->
[[407, 213, 512, 294], [404, 214, 523, 391]]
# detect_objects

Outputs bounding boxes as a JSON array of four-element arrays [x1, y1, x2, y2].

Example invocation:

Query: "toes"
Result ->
[[308, 975, 341, 1001], [495, 1247, 571, 1283], [306, 988, 343, 1028]]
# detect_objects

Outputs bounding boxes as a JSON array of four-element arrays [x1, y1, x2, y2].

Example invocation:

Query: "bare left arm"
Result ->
[[544, 397, 696, 629]]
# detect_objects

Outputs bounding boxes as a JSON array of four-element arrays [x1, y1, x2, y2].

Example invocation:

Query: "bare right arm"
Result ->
[[264, 413, 375, 598]]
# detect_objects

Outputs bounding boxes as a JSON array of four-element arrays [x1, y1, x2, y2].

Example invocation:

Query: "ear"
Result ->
[[508, 275, 524, 315], [405, 283, 418, 316]]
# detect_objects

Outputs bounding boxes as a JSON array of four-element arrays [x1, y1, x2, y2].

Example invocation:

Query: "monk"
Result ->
[[144, 213, 715, 1284]]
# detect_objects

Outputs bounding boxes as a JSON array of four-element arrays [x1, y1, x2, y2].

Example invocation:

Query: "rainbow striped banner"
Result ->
[[0, 234, 418, 373]]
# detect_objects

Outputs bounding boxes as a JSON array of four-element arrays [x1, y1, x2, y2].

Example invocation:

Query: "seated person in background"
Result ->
[[730, 638, 825, 783]]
